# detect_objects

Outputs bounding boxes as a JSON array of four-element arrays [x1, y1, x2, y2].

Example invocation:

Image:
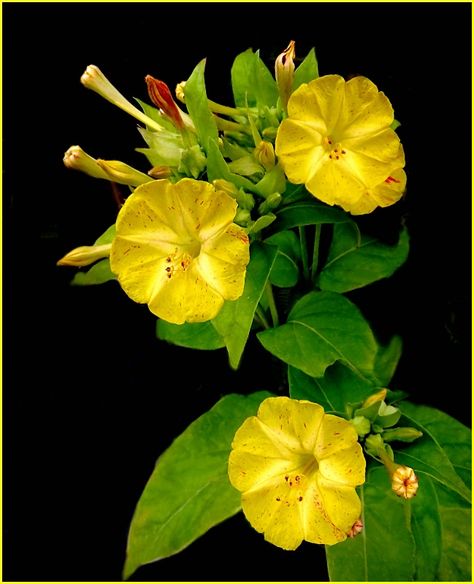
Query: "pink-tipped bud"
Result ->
[[347, 519, 364, 538], [275, 40, 296, 112], [145, 75, 184, 129]]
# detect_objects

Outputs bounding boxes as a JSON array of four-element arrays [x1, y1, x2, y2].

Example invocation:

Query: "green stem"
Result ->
[[213, 115, 251, 134], [311, 224, 322, 283], [299, 226, 310, 281], [265, 282, 279, 327], [255, 305, 271, 330], [207, 99, 243, 117]]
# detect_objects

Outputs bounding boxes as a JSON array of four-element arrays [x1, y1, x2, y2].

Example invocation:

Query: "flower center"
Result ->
[[164, 241, 202, 280], [324, 136, 347, 161]]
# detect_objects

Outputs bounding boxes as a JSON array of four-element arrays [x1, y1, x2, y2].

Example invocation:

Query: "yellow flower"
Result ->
[[275, 75, 406, 214], [391, 465, 419, 499], [110, 178, 250, 324], [228, 396, 366, 550]]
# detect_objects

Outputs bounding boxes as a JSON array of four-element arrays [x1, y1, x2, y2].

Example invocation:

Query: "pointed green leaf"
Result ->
[[156, 320, 225, 350], [258, 291, 377, 379], [184, 59, 218, 154], [273, 200, 349, 231], [292, 47, 319, 90], [212, 242, 278, 369], [93, 224, 116, 246], [326, 465, 417, 581], [374, 335, 403, 386], [123, 391, 271, 580], [318, 224, 410, 293], [206, 139, 259, 193], [231, 48, 278, 109], [289, 362, 377, 413], [265, 230, 300, 288], [71, 258, 116, 286]]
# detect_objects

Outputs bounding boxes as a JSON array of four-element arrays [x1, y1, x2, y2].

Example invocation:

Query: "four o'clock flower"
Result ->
[[228, 397, 366, 549], [145, 75, 186, 130], [275, 74, 406, 214], [110, 178, 250, 324], [275, 40, 296, 113]]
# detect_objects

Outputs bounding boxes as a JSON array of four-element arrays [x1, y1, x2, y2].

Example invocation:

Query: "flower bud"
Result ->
[[362, 388, 388, 408], [275, 40, 296, 112], [351, 415, 371, 437], [375, 402, 401, 428], [96, 159, 152, 187], [258, 192, 282, 215], [80, 65, 163, 133], [382, 427, 423, 443], [391, 465, 419, 499], [213, 180, 255, 211], [145, 75, 184, 129], [254, 141, 275, 171], [148, 166, 172, 179], [57, 244, 111, 267], [175, 81, 186, 103], [347, 519, 363, 538], [63, 145, 109, 180]]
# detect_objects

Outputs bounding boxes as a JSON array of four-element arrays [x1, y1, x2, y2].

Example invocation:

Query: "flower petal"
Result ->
[[288, 75, 345, 133], [198, 224, 249, 299], [315, 413, 359, 459], [275, 119, 326, 185], [257, 397, 325, 454], [334, 76, 394, 139], [368, 167, 407, 208], [148, 262, 224, 324], [319, 443, 366, 486], [314, 474, 362, 537], [173, 178, 238, 241], [240, 473, 308, 550]]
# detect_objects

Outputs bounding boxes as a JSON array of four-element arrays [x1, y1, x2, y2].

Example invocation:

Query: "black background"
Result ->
[[3, 2, 471, 581]]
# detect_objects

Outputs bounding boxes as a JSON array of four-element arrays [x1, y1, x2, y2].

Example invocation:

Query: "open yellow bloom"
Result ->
[[228, 397, 366, 550], [275, 75, 406, 214], [110, 178, 250, 324]]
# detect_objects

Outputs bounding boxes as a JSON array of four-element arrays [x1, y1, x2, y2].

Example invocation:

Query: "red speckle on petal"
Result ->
[[385, 176, 401, 184]]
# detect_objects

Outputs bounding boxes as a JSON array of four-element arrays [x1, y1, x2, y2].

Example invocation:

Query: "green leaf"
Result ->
[[326, 465, 417, 581], [327, 403, 471, 581], [318, 223, 410, 293], [273, 200, 349, 231], [231, 48, 278, 108], [212, 242, 278, 369], [123, 391, 270, 580], [134, 98, 176, 132], [258, 291, 377, 379], [292, 47, 319, 90], [206, 139, 259, 193], [373, 334, 403, 386], [397, 402, 471, 500], [93, 224, 116, 246], [184, 59, 218, 154], [289, 362, 376, 413], [265, 231, 300, 288], [71, 258, 116, 286], [156, 320, 225, 350]]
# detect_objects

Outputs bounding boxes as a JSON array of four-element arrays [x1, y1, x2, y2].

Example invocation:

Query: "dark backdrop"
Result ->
[[3, 2, 471, 581]]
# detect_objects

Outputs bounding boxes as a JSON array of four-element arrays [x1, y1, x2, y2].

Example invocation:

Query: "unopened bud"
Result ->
[[96, 159, 151, 187], [57, 244, 111, 267], [175, 81, 186, 103], [391, 465, 419, 499], [213, 180, 255, 211], [275, 40, 296, 112], [63, 145, 109, 180], [146, 75, 184, 129], [347, 519, 363, 538], [254, 141, 275, 171], [148, 166, 172, 179], [362, 388, 388, 408], [351, 415, 371, 437], [80, 65, 163, 133], [382, 427, 423, 443], [258, 192, 282, 215]]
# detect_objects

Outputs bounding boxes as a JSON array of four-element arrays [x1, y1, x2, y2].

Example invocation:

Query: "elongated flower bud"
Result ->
[[81, 65, 164, 133], [362, 388, 388, 408], [254, 141, 275, 171], [148, 165, 172, 179], [96, 159, 152, 186], [275, 40, 296, 112], [57, 243, 111, 267], [63, 145, 110, 180], [146, 75, 184, 129]]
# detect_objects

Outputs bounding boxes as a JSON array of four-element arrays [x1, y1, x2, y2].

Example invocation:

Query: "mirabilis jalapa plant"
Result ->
[[58, 41, 471, 581]]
